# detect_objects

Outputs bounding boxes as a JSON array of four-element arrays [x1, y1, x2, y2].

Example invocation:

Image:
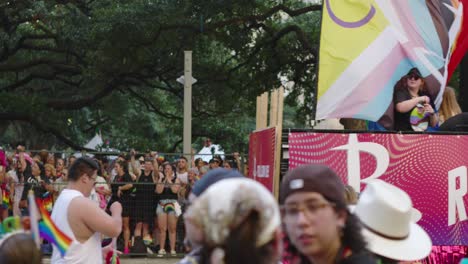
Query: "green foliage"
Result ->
[[0, 0, 320, 152]]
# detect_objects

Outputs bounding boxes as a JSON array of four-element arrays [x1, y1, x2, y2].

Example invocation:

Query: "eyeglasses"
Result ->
[[407, 74, 420, 80], [281, 200, 335, 220]]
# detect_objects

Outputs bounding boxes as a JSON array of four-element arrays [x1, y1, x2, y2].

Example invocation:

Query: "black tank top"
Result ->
[[159, 173, 178, 200], [135, 170, 155, 196]]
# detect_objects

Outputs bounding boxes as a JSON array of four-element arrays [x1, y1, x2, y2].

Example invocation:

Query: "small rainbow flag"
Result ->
[[105, 238, 120, 264], [2, 189, 10, 209], [42, 192, 53, 213], [163, 203, 175, 213], [105, 251, 120, 264], [36, 198, 72, 257]]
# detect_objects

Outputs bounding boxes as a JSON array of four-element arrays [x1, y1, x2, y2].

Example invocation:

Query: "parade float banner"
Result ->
[[317, 0, 468, 123], [248, 127, 276, 192], [289, 132, 468, 245]]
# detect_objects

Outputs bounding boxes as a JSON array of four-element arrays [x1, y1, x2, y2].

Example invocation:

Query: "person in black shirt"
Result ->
[[133, 158, 157, 244], [394, 68, 439, 131], [108, 160, 133, 254]]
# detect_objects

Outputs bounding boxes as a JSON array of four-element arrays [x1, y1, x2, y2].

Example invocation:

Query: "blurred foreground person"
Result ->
[[280, 164, 375, 264], [182, 177, 282, 264], [178, 168, 243, 263], [354, 180, 432, 263], [0, 232, 42, 264]]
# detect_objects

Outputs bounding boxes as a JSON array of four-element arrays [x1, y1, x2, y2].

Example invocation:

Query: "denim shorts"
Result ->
[[156, 199, 181, 216]]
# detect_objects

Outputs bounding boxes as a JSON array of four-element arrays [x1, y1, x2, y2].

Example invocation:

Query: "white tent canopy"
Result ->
[[74, 133, 119, 159], [194, 144, 225, 163], [84, 134, 103, 150]]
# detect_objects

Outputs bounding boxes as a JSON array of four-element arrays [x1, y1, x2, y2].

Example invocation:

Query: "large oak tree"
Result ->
[[0, 0, 321, 152]]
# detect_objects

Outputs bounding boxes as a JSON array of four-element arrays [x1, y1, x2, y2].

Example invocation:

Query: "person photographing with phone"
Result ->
[[18, 144, 54, 215], [394, 68, 438, 131]]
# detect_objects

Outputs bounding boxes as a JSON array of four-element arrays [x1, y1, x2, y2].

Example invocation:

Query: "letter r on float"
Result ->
[[448, 166, 468, 226]]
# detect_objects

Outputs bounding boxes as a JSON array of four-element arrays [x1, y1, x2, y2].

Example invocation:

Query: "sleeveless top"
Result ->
[[159, 173, 178, 200], [110, 173, 134, 199], [135, 170, 155, 197], [51, 189, 103, 264]]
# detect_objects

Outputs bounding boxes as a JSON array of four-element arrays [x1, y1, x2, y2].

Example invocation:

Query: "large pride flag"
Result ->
[[317, 0, 468, 128]]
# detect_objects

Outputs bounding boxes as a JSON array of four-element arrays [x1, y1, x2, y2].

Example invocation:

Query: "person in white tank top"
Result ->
[[51, 157, 122, 264]]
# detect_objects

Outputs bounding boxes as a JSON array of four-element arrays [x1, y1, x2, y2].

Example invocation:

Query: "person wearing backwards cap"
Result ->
[[354, 180, 432, 263], [393, 67, 438, 131], [280, 164, 376, 264]]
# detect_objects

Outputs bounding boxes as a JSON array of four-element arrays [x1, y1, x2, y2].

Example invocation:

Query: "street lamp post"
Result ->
[[177, 51, 197, 161]]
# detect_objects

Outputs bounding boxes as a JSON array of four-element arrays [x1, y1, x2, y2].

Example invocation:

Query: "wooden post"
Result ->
[[183, 51, 193, 161], [256, 92, 268, 130], [254, 87, 284, 199], [269, 89, 279, 127], [273, 87, 284, 199]]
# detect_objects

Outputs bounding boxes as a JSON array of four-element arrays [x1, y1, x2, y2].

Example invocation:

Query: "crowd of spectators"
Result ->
[[0, 142, 245, 256], [2, 143, 464, 263]]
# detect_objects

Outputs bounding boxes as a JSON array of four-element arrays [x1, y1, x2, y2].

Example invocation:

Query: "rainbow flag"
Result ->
[[105, 238, 120, 264], [317, 0, 468, 126], [163, 203, 175, 213], [448, 0, 468, 82], [42, 192, 53, 213], [2, 189, 10, 209], [36, 198, 72, 257], [106, 250, 120, 264]]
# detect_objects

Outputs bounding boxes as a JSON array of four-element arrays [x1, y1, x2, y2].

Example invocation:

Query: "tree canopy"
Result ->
[[0, 0, 322, 153]]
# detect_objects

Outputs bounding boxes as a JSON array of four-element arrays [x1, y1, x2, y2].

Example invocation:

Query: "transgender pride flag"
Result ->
[[317, 0, 468, 127]]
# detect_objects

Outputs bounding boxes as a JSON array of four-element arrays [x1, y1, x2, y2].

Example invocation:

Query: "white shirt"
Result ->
[[51, 189, 103, 264], [177, 172, 188, 184]]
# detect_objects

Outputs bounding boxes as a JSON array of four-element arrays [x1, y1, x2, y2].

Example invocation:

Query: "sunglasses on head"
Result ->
[[407, 74, 421, 80]]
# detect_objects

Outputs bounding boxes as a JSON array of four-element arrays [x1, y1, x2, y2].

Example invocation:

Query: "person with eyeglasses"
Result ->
[[51, 157, 122, 264], [280, 164, 376, 264], [394, 67, 439, 131]]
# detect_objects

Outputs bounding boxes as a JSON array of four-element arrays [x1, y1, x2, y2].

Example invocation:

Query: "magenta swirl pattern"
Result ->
[[288, 132, 468, 245]]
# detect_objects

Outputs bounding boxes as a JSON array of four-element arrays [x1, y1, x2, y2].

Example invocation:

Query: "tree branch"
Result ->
[[227, 24, 316, 75], [0, 58, 75, 72], [125, 87, 182, 120], [0, 34, 56, 62], [46, 81, 118, 110], [0, 112, 94, 150], [161, 4, 321, 32], [20, 43, 84, 64], [83, 116, 111, 133]]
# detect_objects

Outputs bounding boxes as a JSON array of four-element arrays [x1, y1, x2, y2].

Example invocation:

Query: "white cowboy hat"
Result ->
[[355, 179, 432, 261]]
